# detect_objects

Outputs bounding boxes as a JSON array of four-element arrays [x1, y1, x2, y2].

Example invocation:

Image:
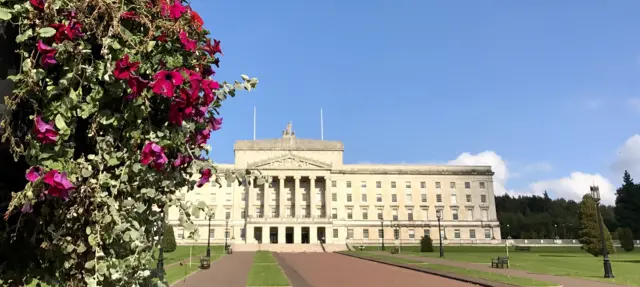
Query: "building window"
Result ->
[[394, 229, 400, 240], [285, 207, 292, 217], [211, 193, 216, 202], [482, 209, 489, 221], [361, 193, 367, 202], [421, 193, 427, 203], [405, 192, 412, 203], [392, 209, 398, 221], [240, 192, 246, 201], [466, 208, 474, 220], [177, 228, 185, 239], [256, 192, 263, 202], [378, 229, 384, 238], [287, 191, 292, 201], [479, 181, 486, 189], [332, 193, 337, 202], [226, 179, 232, 187], [422, 208, 428, 220], [240, 209, 246, 219], [376, 181, 382, 188], [466, 194, 472, 203], [484, 228, 491, 239], [391, 181, 396, 188], [464, 182, 471, 189], [210, 229, 215, 239], [423, 229, 430, 238], [377, 209, 383, 220], [333, 229, 339, 238], [346, 181, 352, 188], [376, 193, 382, 202], [470, 229, 476, 239], [436, 194, 442, 203], [347, 208, 353, 219], [332, 180, 337, 188], [452, 209, 459, 221], [454, 229, 461, 239], [361, 181, 367, 188], [450, 182, 456, 189], [363, 229, 370, 239], [362, 209, 368, 220], [226, 192, 232, 203], [255, 207, 262, 218], [271, 208, 277, 218], [332, 208, 338, 219], [391, 194, 397, 203], [420, 181, 426, 189], [316, 191, 322, 202], [450, 194, 457, 205], [409, 229, 415, 239], [407, 209, 414, 221], [347, 229, 354, 239], [405, 181, 411, 189], [481, 193, 487, 203], [347, 193, 352, 202], [225, 210, 231, 220], [435, 182, 441, 189]]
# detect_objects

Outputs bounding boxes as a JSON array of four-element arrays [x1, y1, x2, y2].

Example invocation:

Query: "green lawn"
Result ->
[[381, 245, 640, 286], [345, 251, 557, 287], [246, 251, 290, 287], [164, 254, 222, 285], [159, 245, 224, 265]]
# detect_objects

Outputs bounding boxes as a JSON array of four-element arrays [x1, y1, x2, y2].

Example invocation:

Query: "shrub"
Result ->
[[617, 228, 635, 252], [578, 194, 615, 256], [0, 0, 258, 286], [420, 235, 434, 252], [162, 225, 177, 253]]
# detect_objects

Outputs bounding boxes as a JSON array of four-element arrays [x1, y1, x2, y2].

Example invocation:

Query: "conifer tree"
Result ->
[[579, 194, 615, 256], [162, 225, 177, 253]]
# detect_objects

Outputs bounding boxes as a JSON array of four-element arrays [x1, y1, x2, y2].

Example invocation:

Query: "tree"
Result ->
[[614, 171, 640, 238], [617, 228, 635, 252], [0, 0, 259, 286], [162, 225, 177, 253], [420, 235, 434, 252], [578, 194, 615, 257]]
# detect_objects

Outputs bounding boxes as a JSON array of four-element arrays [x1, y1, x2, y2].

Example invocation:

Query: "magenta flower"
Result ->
[[36, 40, 56, 68], [172, 153, 193, 167], [43, 170, 75, 200], [26, 166, 42, 182], [120, 11, 139, 20], [202, 38, 223, 56], [196, 168, 212, 188], [195, 128, 211, 146], [208, 116, 223, 131], [201, 79, 219, 105], [169, 0, 186, 19], [21, 202, 33, 213], [29, 0, 45, 11], [33, 115, 58, 144], [140, 142, 168, 170], [152, 70, 184, 97], [66, 20, 84, 40], [126, 76, 149, 99], [193, 106, 208, 123], [179, 31, 197, 52], [114, 54, 140, 80]]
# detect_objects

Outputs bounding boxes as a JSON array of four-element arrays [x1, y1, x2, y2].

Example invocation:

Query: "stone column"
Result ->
[[324, 177, 331, 218], [294, 176, 301, 218], [278, 176, 285, 218], [294, 225, 302, 243], [310, 226, 318, 243], [246, 225, 254, 244], [278, 226, 286, 244], [263, 177, 270, 218], [309, 176, 316, 218], [248, 177, 256, 218], [262, 225, 270, 244]]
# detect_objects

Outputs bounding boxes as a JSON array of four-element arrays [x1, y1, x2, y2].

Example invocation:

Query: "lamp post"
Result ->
[[507, 224, 511, 239], [225, 219, 229, 253], [380, 219, 385, 251], [206, 213, 212, 257], [590, 185, 614, 278], [436, 209, 444, 258], [554, 224, 558, 240], [157, 212, 165, 279]]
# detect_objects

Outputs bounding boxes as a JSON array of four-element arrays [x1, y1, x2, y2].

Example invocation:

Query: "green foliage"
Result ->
[[615, 171, 640, 239], [420, 235, 434, 252], [162, 225, 177, 253], [617, 228, 635, 252], [578, 194, 615, 257], [0, 0, 260, 286]]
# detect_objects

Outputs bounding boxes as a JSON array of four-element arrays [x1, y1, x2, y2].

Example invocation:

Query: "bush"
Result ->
[[162, 225, 177, 253], [617, 228, 635, 252], [420, 235, 434, 252], [578, 194, 615, 256], [0, 0, 258, 286], [390, 247, 400, 254]]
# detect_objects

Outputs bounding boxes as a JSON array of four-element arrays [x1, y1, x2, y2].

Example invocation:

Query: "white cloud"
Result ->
[[447, 151, 511, 196], [528, 172, 615, 205], [611, 134, 640, 176]]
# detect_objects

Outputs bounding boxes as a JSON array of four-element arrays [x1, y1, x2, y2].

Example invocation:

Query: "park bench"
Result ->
[[226, 245, 233, 254], [358, 245, 365, 251], [490, 256, 509, 268], [390, 247, 400, 254], [199, 256, 210, 269], [515, 245, 531, 251]]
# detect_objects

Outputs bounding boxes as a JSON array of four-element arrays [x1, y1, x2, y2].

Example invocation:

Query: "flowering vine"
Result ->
[[0, 0, 259, 286]]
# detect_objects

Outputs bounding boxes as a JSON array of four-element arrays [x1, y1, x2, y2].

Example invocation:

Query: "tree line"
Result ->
[[496, 170, 640, 240]]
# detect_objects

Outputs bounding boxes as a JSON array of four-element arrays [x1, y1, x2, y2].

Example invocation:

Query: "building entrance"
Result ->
[[254, 227, 262, 244], [301, 227, 310, 244], [317, 227, 326, 243], [286, 227, 294, 244], [269, 227, 278, 243]]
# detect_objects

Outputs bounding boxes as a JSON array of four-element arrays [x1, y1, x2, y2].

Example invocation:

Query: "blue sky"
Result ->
[[191, 0, 640, 204]]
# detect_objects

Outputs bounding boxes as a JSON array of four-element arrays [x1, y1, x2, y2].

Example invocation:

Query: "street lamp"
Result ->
[[507, 224, 511, 239], [590, 185, 614, 278], [206, 213, 212, 257], [436, 209, 444, 258], [225, 219, 229, 253], [554, 224, 558, 240], [380, 219, 385, 251]]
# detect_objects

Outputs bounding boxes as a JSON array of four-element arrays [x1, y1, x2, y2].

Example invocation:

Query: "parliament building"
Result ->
[[168, 123, 501, 251]]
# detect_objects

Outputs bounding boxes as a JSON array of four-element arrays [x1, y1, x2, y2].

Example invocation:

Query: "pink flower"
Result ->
[[161, 0, 186, 19], [126, 76, 149, 99], [26, 166, 42, 182], [120, 11, 139, 20], [202, 38, 223, 56], [140, 142, 168, 170], [33, 115, 58, 144], [191, 10, 204, 30], [43, 170, 75, 200], [193, 106, 208, 123], [36, 40, 56, 68], [66, 20, 84, 39], [196, 168, 212, 188], [179, 31, 197, 52], [195, 128, 211, 146], [152, 70, 184, 97], [30, 0, 45, 11], [208, 116, 223, 131], [114, 54, 140, 80], [172, 153, 192, 167], [21, 202, 33, 213], [201, 79, 219, 105]]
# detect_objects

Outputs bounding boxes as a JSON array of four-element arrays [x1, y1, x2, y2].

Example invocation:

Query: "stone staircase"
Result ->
[[231, 243, 348, 252]]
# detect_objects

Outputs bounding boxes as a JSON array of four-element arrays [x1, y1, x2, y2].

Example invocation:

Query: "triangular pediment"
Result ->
[[248, 154, 331, 170]]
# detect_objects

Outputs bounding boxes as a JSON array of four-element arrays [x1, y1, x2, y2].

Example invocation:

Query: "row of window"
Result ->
[[332, 207, 490, 221], [337, 192, 487, 204], [335, 228, 493, 240], [333, 180, 487, 190]]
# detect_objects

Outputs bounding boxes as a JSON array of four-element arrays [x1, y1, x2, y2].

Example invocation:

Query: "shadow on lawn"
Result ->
[[537, 254, 581, 258], [611, 259, 640, 264]]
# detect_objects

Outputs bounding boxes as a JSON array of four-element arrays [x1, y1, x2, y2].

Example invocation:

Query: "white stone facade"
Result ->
[[168, 125, 501, 248]]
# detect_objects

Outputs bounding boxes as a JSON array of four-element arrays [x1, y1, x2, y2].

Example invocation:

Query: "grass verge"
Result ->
[[246, 251, 290, 287]]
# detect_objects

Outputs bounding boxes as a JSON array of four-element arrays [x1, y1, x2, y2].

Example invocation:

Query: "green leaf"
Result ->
[[55, 114, 68, 131], [146, 41, 156, 52], [16, 29, 33, 43], [97, 263, 107, 275], [82, 169, 92, 177], [84, 261, 95, 270], [86, 226, 92, 235], [0, 7, 12, 20], [122, 199, 134, 207], [37, 27, 57, 38]]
